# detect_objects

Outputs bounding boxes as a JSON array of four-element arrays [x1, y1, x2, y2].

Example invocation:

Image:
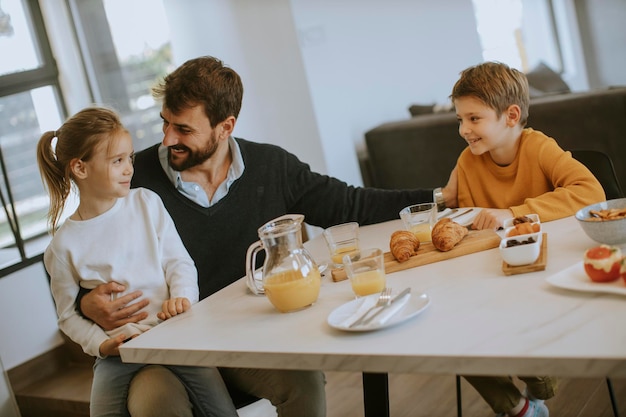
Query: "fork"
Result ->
[[349, 287, 392, 328]]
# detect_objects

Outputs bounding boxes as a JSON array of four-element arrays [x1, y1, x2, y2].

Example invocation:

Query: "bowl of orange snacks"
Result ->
[[499, 215, 542, 266], [575, 198, 626, 245], [503, 214, 541, 240]]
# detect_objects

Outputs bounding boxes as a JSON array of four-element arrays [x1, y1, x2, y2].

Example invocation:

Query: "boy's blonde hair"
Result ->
[[36, 107, 127, 233], [450, 61, 530, 126]]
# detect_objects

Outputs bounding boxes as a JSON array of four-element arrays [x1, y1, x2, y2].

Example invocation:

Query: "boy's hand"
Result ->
[[99, 334, 129, 357], [157, 297, 191, 320], [471, 208, 514, 230]]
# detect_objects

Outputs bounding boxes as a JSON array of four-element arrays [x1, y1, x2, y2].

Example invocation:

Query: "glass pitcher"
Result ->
[[245, 214, 322, 312]]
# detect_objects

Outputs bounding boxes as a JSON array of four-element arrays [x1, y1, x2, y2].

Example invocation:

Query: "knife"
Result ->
[[361, 287, 412, 325], [449, 208, 473, 220], [437, 208, 458, 219]]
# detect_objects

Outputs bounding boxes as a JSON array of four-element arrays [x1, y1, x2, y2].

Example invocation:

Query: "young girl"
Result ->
[[36, 107, 238, 417]]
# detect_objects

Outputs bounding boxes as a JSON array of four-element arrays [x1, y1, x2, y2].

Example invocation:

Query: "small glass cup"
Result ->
[[323, 222, 360, 267], [399, 202, 437, 242], [343, 248, 386, 298]]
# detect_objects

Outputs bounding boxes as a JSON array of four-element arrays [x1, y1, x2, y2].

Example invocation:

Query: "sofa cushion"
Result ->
[[365, 112, 464, 189], [526, 62, 571, 97], [408, 104, 436, 117], [408, 102, 454, 117]]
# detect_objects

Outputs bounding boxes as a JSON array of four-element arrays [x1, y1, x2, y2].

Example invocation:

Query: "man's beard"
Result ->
[[168, 135, 219, 172]]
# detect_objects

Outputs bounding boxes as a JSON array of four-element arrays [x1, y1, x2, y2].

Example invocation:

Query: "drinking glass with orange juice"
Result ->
[[343, 248, 386, 297], [323, 222, 360, 267], [399, 203, 437, 242], [330, 245, 359, 265], [408, 223, 432, 242]]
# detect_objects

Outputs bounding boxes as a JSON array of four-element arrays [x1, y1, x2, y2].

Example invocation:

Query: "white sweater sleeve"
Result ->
[[44, 247, 109, 358]]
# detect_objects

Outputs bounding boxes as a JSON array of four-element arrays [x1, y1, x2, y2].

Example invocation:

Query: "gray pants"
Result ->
[[127, 365, 327, 417], [92, 358, 238, 417]]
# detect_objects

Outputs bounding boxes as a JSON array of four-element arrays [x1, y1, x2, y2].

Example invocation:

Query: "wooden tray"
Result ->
[[502, 233, 548, 275], [331, 228, 501, 282]]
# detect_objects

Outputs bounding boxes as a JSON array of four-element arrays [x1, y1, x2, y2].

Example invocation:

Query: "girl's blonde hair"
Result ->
[[36, 107, 127, 233]]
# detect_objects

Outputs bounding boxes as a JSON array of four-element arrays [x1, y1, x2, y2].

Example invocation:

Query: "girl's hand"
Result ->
[[99, 334, 128, 357], [157, 297, 191, 320], [471, 208, 514, 230]]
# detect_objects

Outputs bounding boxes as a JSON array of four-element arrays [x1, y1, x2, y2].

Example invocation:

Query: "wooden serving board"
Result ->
[[502, 233, 548, 276], [331, 228, 501, 282]]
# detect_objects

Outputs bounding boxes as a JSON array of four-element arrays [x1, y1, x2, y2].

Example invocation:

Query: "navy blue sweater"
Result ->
[[132, 139, 432, 299]]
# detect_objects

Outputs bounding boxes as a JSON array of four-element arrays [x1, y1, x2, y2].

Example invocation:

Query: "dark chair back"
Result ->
[[571, 150, 625, 200]]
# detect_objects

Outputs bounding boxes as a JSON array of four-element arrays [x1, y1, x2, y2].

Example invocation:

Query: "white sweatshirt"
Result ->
[[45, 188, 198, 358]]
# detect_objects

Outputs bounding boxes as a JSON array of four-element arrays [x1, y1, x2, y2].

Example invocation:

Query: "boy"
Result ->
[[446, 62, 605, 416], [446, 61, 604, 232]]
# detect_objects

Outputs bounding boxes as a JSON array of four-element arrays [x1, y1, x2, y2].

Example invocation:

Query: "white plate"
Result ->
[[327, 292, 431, 332], [546, 261, 626, 296]]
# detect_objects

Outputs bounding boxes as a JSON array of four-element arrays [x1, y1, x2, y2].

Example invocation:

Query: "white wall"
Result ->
[[0, 262, 64, 417], [552, 0, 590, 90], [575, 0, 626, 88], [0, 263, 64, 370]]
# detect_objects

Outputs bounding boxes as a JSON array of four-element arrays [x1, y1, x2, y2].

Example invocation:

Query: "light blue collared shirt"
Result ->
[[158, 136, 245, 207]]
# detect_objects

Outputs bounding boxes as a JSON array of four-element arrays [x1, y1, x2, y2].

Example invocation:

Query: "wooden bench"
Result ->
[[7, 337, 92, 417]]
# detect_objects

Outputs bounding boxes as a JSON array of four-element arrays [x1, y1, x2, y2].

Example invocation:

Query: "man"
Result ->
[[79, 56, 442, 416]]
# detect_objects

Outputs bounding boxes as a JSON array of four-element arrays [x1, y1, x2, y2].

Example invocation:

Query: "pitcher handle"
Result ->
[[245, 240, 265, 295]]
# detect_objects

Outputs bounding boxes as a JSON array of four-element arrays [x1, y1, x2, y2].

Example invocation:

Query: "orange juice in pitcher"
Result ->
[[264, 269, 322, 312]]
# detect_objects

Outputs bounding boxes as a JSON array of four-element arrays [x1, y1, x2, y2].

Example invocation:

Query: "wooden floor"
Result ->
[[322, 372, 626, 417]]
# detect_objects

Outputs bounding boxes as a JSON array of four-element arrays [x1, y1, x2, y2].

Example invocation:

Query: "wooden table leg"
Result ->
[[362, 372, 389, 417]]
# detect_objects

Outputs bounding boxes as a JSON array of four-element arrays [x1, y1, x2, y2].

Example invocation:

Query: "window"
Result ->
[[68, 0, 174, 152], [0, 0, 64, 269], [0, 0, 174, 274], [471, 0, 562, 73]]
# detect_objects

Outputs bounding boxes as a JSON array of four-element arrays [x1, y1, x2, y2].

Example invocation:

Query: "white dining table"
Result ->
[[120, 215, 626, 416]]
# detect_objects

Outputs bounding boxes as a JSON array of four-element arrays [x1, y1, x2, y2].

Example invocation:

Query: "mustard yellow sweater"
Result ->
[[456, 128, 605, 222]]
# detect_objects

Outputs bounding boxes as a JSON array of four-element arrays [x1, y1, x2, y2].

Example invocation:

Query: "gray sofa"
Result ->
[[362, 87, 626, 191]]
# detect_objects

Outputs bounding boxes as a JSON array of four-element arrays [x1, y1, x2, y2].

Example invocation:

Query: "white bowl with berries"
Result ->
[[500, 233, 542, 266]]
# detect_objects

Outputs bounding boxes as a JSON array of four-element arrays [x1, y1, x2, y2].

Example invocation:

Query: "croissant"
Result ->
[[390, 230, 420, 262], [431, 218, 468, 252]]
